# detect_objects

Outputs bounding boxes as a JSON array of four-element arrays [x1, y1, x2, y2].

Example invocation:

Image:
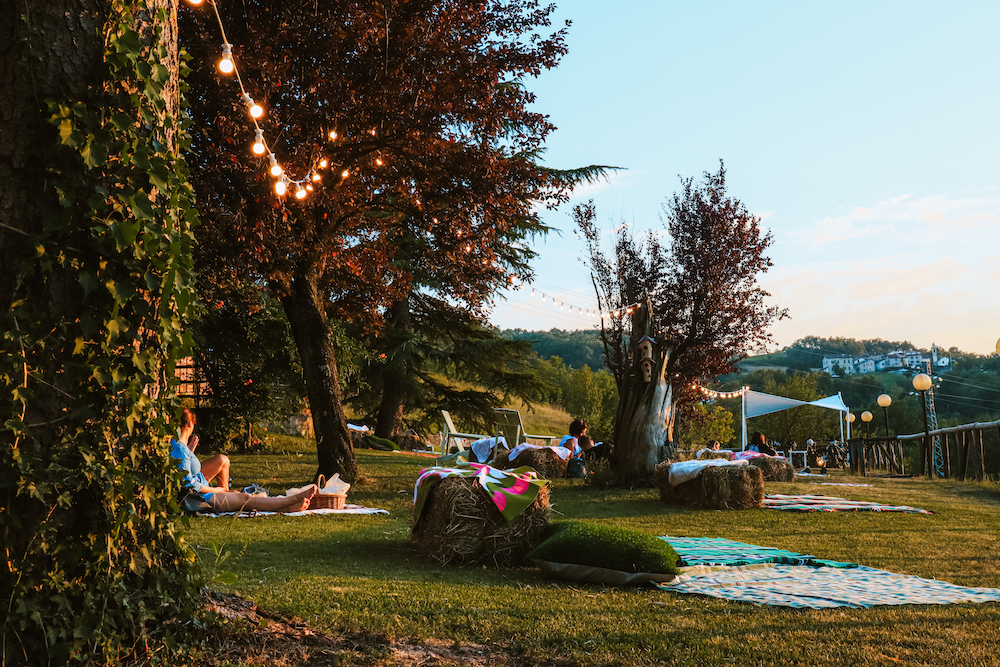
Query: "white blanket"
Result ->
[[509, 443, 572, 462], [668, 459, 748, 486]]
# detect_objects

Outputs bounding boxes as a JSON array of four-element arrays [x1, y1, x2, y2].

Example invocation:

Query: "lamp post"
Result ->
[[861, 411, 873, 440], [913, 373, 932, 476], [877, 394, 892, 437]]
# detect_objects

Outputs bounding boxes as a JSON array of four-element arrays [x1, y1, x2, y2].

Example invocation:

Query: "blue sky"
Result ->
[[488, 1, 1000, 355]]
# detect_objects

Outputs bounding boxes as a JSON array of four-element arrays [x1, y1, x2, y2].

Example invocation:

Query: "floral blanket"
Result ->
[[413, 463, 548, 524]]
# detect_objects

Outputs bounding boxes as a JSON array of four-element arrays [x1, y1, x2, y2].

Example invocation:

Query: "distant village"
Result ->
[[821, 345, 950, 377]]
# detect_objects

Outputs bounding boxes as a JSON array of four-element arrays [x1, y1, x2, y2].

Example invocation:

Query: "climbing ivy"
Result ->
[[1, 3, 204, 664]]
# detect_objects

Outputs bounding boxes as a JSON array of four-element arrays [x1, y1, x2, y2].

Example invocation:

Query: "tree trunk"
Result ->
[[613, 298, 675, 481], [374, 294, 411, 439], [281, 270, 358, 482]]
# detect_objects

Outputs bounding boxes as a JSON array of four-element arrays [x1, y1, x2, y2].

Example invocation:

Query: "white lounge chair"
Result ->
[[493, 408, 557, 447], [439, 410, 488, 455]]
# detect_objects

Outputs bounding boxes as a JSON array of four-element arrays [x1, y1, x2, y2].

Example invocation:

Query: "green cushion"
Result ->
[[528, 521, 680, 575]]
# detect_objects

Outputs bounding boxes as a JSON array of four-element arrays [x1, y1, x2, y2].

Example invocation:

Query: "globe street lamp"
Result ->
[[913, 373, 932, 475], [877, 394, 892, 437], [861, 411, 874, 440]]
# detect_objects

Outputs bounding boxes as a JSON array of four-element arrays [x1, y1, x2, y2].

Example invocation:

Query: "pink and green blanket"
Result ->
[[413, 463, 547, 524], [763, 494, 934, 514]]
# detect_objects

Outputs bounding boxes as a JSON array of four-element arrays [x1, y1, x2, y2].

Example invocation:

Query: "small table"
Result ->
[[788, 450, 808, 469]]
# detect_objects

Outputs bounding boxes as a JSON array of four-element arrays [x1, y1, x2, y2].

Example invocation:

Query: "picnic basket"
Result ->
[[312, 475, 347, 510]]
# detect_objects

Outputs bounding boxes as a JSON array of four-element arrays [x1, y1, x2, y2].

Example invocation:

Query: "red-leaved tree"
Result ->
[[183, 0, 573, 481], [576, 162, 788, 480]]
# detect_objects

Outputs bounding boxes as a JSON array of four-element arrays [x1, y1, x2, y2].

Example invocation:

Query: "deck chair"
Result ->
[[440, 410, 488, 455], [493, 408, 557, 447]]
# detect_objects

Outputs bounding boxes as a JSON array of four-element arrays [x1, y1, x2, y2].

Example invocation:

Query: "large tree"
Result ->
[[1, 0, 202, 662], [577, 162, 787, 480], [183, 0, 575, 481]]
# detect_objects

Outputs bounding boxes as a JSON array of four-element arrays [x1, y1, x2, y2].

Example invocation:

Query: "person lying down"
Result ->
[[170, 408, 316, 513]]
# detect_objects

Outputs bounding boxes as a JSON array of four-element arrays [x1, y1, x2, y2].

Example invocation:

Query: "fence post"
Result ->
[[944, 432, 951, 479], [978, 429, 986, 481], [960, 430, 970, 481]]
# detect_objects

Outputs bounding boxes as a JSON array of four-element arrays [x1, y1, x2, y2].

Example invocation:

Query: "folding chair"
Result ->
[[492, 408, 557, 447], [439, 410, 488, 455]]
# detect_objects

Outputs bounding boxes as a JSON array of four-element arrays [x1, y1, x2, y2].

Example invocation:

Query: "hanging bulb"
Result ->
[[328, 129, 338, 141], [341, 169, 349, 178], [269, 155, 283, 177], [319, 158, 328, 168], [241, 93, 263, 118], [311, 173, 321, 182], [306, 183, 314, 191], [375, 157, 383, 167], [369, 128, 377, 136], [186, 0, 204, 5], [251, 129, 266, 155], [274, 179, 287, 196], [295, 184, 307, 199], [218, 44, 234, 74], [464, 245, 472, 253]]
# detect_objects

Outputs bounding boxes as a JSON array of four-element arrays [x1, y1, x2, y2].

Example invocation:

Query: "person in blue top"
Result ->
[[171, 408, 316, 513]]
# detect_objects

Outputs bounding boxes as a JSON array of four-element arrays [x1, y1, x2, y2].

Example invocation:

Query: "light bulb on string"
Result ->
[[306, 183, 314, 191], [241, 93, 263, 119], [319, 158, 328, 168], [186, 0, 204, 5], [218, 44, 234, 74], [251, 129, 266, 155], [375, 157, 383, 166], [268, 155, 283, 177], [295, 185, 307, 200], [328, 130, 338, 141], [341, 169, 349, 179], [274, 179, 287, 196], [311, 173, 321, 182]]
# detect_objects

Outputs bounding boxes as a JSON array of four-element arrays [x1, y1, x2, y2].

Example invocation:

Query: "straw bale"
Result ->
[[491, 448, 511, 469], [505, 448, 568, 478], [698, 451, 731, 461], [654, 462, 764, 510], [411, 475, 551, 567], [746, 456, 794, 482]]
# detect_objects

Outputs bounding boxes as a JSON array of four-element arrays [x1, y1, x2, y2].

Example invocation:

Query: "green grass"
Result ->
[[185, 435, 1000, 666]]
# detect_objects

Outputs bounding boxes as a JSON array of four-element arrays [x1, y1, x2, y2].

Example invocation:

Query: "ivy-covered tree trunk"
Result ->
[[280, 270, 358, 482], [374, 294, 412, 439], [1, 1, 203, 663], [613, 299, 676, 481]]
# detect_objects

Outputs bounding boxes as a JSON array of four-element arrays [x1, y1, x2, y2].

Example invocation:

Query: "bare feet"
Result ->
[[280, 484, 317, 513]]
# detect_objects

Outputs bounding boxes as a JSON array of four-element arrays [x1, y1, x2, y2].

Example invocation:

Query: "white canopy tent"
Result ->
[[739, 388, 850, 450]]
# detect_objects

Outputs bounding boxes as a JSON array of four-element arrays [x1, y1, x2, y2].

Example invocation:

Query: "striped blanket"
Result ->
[[763, 494, 933, 513], [657, 537, 1000, 608]]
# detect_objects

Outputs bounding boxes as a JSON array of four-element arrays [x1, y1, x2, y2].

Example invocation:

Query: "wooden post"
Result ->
[[944, 432, 951, 479], [918, 435, 927, 477], [960, 430, 970, 481], [978, 429, 986, 481]]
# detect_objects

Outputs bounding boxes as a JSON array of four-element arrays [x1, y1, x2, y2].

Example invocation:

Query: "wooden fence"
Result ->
[[847, 437, 906, 476], [897, 419, 1000, 480]]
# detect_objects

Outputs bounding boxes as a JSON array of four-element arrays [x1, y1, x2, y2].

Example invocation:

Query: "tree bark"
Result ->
[[374, 294, 411, 439], [613, 298, 675, 481], [280, 269, 358, 482]]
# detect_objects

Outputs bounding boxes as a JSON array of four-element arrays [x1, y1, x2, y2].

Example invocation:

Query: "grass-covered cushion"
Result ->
[[528, 522, 680, 584]]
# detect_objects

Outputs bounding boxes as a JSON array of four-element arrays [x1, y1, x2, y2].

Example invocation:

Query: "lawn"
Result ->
[[185, 435, 1000, 666]]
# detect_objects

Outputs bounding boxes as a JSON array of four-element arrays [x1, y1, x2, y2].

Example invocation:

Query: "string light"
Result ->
[[274, 179, 287, 196], [693, 384, 746, 400], [341, 169, 350, 179], [319, 158, 328, 168], [329, 130, 338, 141], [269, 155, 282, 177], [241, 92, 263, 119], [251, 129, 266, 155], [218, 43, 234, 74], [295, 184, 307, 200], [311, 173, 321, 182]]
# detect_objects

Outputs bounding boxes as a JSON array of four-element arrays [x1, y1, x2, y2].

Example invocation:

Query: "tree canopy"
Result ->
[[183, 0, 577, 480]]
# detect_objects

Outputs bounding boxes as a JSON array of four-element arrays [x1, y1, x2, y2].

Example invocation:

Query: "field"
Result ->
[[185, 436, 1000, 666]]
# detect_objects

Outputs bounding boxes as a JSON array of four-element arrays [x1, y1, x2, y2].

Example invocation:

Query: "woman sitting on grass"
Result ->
[[170, 408, 316, 513]]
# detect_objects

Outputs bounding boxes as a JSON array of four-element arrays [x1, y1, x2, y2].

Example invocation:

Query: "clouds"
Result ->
[[762, 191, 1000, 353]]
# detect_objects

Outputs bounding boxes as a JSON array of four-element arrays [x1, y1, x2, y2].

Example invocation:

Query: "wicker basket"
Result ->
[[312, 475, 347, 510]]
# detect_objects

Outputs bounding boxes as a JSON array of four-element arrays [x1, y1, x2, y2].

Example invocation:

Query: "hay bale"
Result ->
[[411, 476, 551, 567], [654, 462, 763, 510], [491, 448, 511, 469], [505, 448, 568, 478], [746, 456, 794, 482], [698, 451, 732, 461]]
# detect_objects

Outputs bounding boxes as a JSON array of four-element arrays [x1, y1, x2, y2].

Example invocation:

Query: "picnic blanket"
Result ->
[[667, 458, 748, 486], [764, 494, 933, 514], [413, 463, 547, 523], [657, 537, 1000, 608], [661, 536, 855, 569], [202, 504, 389, 517], [508, 443, 572, 462]]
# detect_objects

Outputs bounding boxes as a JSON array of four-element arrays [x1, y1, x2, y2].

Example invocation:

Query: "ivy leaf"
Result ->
[[113, 220, 140, 248], [130, 192, 155, 220]]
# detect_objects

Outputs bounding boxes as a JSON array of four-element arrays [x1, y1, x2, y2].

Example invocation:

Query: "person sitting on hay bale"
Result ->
[[411, 464, 550, 567], [654, 459, 764, 510], [748, 431, 777, 456]]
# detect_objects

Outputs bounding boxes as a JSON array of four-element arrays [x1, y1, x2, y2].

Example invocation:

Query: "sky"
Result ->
[[487, 1, 1000, 356]]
